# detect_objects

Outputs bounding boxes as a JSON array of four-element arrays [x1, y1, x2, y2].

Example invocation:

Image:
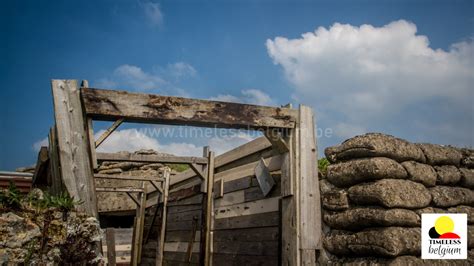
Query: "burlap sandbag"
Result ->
[[401, 161, 437, 187], [348, 179, 432, 209], [430, 186, 474, 207], [326, 157, 407, 187], [325, 256, 471, 266], [324, 133, 426, 163], [324, 227, 421, 257], [459, 168, 474, 189], [323, 207, 420, 231], [434, 165, 462, 185], [417, 143, 463, 166], [322, 190, 350, 211]]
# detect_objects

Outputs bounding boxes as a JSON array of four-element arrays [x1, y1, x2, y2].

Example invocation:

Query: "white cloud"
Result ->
[[93, 128, 256, 156], [267, 20, 474, 145], [333, 123, 366, 139], [95, 128, 160, 153], [141, 1, 163, 27], [165, 62, 197, 79], [211, 89, 276, 106], [95, 63, 197, 92], [32, 137, 48, 152]]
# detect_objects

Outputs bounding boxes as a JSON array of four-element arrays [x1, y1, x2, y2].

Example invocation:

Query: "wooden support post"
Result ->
[[298, 105, 321, 264], [48, 126, 62, 195], [187, 216, 199, 263], [86, 118, 98, 169], [200, 151, 215, 266], [138, 182, 147, 263], [51, 80, 98, 217], [106, 228, 116, 266], [200, 146, 210, 193], [157, 168, 170, 266], [281, 124, 300, 266]]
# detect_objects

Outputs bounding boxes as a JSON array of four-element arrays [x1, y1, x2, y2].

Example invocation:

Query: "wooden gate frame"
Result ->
[[49, 79, 321, 265]]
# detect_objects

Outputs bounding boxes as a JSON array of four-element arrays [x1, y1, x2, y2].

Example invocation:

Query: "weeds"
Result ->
[[318, 158, 330, 176]]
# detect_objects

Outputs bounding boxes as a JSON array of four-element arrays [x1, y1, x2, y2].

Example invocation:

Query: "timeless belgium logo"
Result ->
[[422, 214, 467, 259]]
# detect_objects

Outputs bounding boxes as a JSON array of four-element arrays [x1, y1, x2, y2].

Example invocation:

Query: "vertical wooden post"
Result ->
[[106, 228, 116, 266], [200, 146, 210, 193], [281, 124, 300, 266], [299, 105, 321, 261], [201, 151, 215, 266], [131, 182, 146, 266], [50, 79, 98, 217], [157, 168, 170, 266], [131, 217, 138, 266], [48, 126, 62, 195]]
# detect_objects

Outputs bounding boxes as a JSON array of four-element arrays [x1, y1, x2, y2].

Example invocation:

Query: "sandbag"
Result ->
[[324, 133, 426, 163], [448, 205, 474, 224], [326, 157, 407, 187], [434, 165, 462, 185], [348, 179, 432, 209], [417, 143, 463, 166], [322, 190, 350, 211], [323, 207, 420, 231], [460, 148, 474, 168], [430, 186, 474, 208], [459, 168, 474, 189], [401, 161, 437, 187], [323, 227, 421, 257]]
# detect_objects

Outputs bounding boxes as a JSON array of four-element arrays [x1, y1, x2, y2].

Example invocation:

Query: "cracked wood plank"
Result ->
[[81, 88, 297, 129]]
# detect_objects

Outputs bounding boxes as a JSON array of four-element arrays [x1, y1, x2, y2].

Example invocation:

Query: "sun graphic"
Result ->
[[429, 216, 460, 239]]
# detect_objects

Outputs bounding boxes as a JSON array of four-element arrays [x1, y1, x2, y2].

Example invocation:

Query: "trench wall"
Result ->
[[321, 133, 474, 265]]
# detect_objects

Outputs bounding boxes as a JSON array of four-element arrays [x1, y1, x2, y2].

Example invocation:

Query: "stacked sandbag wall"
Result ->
[[320, 133, 474, 265]]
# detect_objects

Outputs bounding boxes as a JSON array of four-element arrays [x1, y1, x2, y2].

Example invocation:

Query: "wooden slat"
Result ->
[[96, 187, 144, 193], [86, 117, 98, 169], [214, 155, 283, 183], [264, 129, 289, 153], [213, 211, 280, 230], [254, 158, 276, 197], [97, 152, 207, 164], [95, 118, 124, 148], [213, 254, 278, 266], [299, 105, 321, 252], [81, 88, 297, 129], [106, 228, 117, 266], [157, 169, 171, 266], [51, 80, 97, 217], [213, 240, 278, 256], [214, 197, 279, 220], [213, 227, 279, 242], [94, 174, 164, 182]]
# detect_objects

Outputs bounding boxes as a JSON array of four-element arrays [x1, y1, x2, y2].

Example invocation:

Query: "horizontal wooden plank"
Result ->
[[81, 88, 297, 129], [164, 242, 200, 253], [167, 204, 202, 214], [215, 137, 272, 168], [214, 197, 280, 219], [212, 254, 278, 266], [165, 230, 201, 242], [95, 187, 144, 193], [214, 155, 283, 183], [97, 152, 207, 164], [213, 227, 279, 242], [214, 211, 280, 230], [94, 174, 164, 182], [167, 194, 203, 206], [168, 184, 201, 202], [213, 240, 278, 256], [163, 251, 199, 264]]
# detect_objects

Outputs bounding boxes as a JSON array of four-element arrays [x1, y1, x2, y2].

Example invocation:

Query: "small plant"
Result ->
[[47, 192, 82, 212], [318, 158, 330, 176], [0, 181, 22, 209]]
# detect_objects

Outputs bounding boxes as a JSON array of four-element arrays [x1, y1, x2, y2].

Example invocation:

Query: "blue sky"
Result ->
[[1, 0, 473, 170]]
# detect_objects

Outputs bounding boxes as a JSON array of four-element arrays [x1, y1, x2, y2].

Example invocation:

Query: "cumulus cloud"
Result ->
[[140, 1, 163, 27], [267, 20, 474, 145], [211, 89, 276, 106], [95, 62, 197, 92], [86, 128, 256, 156]]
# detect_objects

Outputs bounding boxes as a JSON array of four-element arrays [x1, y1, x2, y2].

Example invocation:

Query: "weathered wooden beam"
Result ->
[[94, 174, 164, 182], [190, 163, 206, 180], [157, 169, 170, 266], [201, 151, 215, 266], [95, 118, 124, 148], [126, 192, 140, 206], [51, 80, 98, 217], [81, 88, 297, 129], [86, 118, 98, 169], [106, 228, 117, 266], [48, 126, 62, 196], [96, 152, 207, 164], [299, 105, 321, 253], [254, 158, 276, 197]]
